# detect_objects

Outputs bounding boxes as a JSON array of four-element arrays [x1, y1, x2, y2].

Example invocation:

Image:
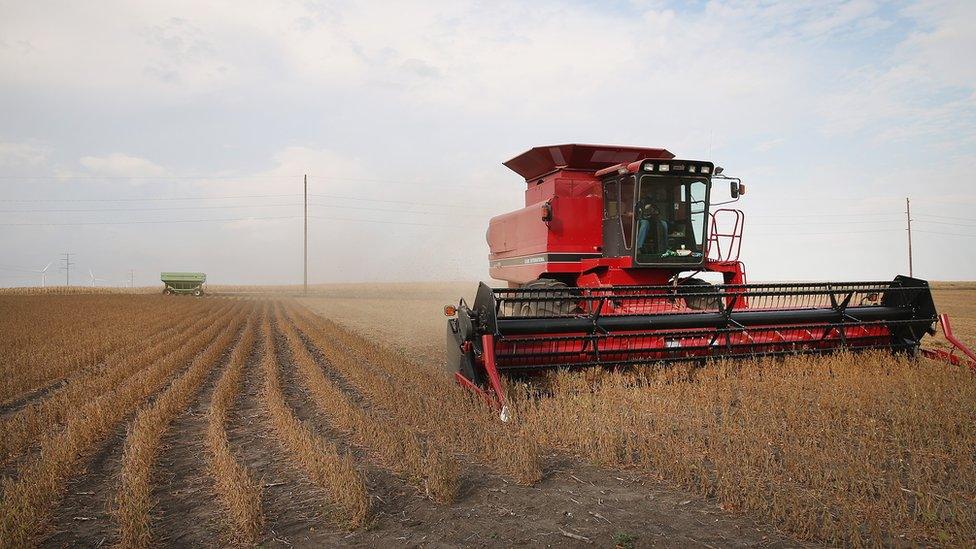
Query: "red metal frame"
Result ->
[[454, 336, 510, 412], [492, 325, 895, 370], [480, 334, 508, 409], [921, 314, 976, 371]]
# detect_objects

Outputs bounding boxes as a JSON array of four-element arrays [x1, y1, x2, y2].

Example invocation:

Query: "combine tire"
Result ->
[[517, 278, 574, 316], [677, 278, 722, 310]]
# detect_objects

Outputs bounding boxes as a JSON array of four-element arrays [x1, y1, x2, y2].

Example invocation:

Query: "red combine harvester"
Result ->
[[445, 144, 976, 418]]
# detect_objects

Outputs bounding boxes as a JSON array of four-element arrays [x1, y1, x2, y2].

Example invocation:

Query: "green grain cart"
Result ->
[[161, 272, 207, 296]]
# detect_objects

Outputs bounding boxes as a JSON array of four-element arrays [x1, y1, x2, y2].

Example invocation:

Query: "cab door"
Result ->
[[601, 176, 635, 258]]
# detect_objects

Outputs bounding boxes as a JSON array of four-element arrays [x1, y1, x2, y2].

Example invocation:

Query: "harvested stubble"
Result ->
[[205, 316, 263, 543], [286, 303, 542, 484], [512, 352, 976, 546], [0, 301, 247, 547], [277, 304, 458, 502], [259, 306, 369, 529], [0, 300, 236, 467], [114, 309, 250, 548]]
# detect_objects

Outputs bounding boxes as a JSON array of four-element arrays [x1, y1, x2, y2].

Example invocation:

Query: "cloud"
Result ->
[[816, 0, 976, 148], [0, 140, 47, 166], [79, 153, 167, 178], [754, 138, 786, 153]]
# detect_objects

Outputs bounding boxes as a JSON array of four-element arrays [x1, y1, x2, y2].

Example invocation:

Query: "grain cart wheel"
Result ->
[[677, 278, 722, 310], [193, 288, 203, 297], [517, 278, 575, 316]]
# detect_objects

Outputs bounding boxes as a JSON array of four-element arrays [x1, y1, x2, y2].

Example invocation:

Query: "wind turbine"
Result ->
[[88, 269, 106, 287], [38, 262, 52, 287]]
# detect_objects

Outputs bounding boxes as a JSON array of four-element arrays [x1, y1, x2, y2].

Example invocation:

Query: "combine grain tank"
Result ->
[[161, 272, 206, 296], [445, 144, 976, 418]]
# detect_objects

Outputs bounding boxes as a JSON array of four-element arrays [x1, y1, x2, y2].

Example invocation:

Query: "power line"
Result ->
[[0, 203, 303, 213], [915, 230, 976, 238], [0, 194, 497, 212], [308, 215, 478, 228], [307, 174, 489, 188], [0, 174, 305, 180], [914, 219, 976, 228], [0, 264, 37, 273], [751, 220, 901, 227], [0, 214, 480, 228], [0, 173, 488, 187], [0, 203, 475, 214], [308, 202, 477, 215], [750, 228, 898, 236], [914, 213, 976, 222], [309, 193, 498, 210], [749, 212, 900, 218], [0, 215, 303, 226], [0, 193, 300, 203]]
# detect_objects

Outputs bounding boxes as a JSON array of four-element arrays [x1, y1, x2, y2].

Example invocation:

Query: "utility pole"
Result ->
[[304, 174, 308, 296], [905, 197, 913, 277], [60, 252, 74, 286]]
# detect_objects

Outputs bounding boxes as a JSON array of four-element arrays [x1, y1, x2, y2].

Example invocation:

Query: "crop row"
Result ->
[[277, 303, 459, 502], [0, 296, 198, 404], [260, 305, 370, 529], [0, 300, 247, 546], [0, 300, 236, 467], [285, 303, 543, 484], [115, 310, 249, 548], [205, 310, 264, 543]]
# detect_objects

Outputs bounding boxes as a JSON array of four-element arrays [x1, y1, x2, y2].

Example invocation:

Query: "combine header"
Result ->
[[445, 144, 975, 417]]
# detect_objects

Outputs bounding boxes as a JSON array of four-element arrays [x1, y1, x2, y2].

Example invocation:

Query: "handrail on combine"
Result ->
[[707, 208, 744, 262]]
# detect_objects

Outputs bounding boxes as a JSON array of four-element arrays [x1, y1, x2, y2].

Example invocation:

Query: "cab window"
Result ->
[[634, 175, 708, 264], [603, 179, 619, 218], [620, 176, 635, 249]]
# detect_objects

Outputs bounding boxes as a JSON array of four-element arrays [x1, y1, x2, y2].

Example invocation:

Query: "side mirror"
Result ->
[[730, 181, 739, 199], [542, 201, 553, 222]]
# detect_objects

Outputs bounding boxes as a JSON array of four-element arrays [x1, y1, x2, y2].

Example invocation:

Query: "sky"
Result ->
[[1, 0, 974, 287]]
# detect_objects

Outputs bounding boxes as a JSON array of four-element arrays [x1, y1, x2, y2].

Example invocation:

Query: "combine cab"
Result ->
[[446, 144, 975, 417]]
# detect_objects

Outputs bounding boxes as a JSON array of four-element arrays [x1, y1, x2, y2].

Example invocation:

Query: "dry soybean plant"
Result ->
[[259, 306, 370, 529], [278, 303, 459, 502], [513, 352, 976, 546], [114, 310, 249, 548], [286, 303, 543, 485], [205, 315, 264, 543], [0, 301, 235, 467], [0, 301, 247, 547]]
